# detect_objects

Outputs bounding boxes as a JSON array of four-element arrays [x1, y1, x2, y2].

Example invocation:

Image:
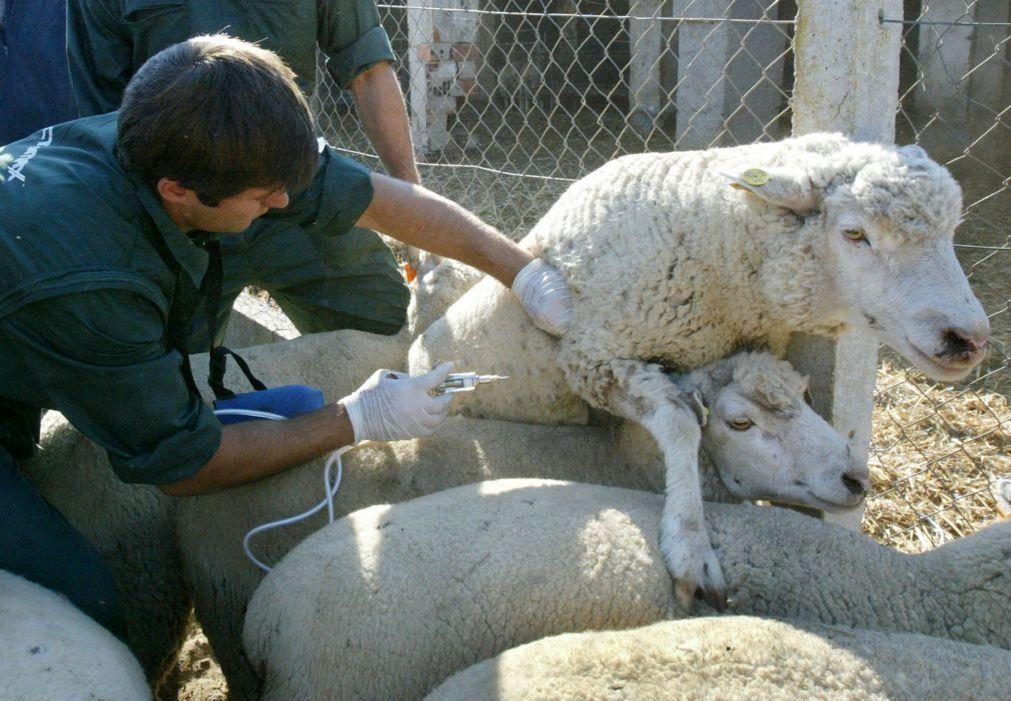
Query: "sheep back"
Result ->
[[0, 569, 151, 700], [244, 479, 1011, 700], [427, 616, 1011, 701], [178, 418, 659, 698]]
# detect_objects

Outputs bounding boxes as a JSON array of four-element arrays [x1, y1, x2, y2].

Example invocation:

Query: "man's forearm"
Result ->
[[357, 174, 533, 287], [351, 62, 421, 184], [159, 403, 355, 496]]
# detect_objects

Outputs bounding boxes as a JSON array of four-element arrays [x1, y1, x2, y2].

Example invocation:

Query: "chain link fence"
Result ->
[[309, 0, 1009, 552], [866, 0, 1010, 551]]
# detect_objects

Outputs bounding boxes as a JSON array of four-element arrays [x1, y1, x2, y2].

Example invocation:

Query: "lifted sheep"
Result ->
[[244, 479, 1011, 700], [409, 133, 990, 608], [179, 348, 862, 696]]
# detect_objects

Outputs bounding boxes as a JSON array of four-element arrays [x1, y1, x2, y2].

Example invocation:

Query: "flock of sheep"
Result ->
[[4, 133, 1007, 700]]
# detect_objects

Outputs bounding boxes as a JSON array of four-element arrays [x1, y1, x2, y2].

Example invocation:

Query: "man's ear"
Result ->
[[156, 177, 192, 205], [720, 166, 819, 215]]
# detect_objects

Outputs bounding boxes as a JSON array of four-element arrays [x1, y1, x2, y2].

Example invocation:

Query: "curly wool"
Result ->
[[243, 480, 1010, 700]]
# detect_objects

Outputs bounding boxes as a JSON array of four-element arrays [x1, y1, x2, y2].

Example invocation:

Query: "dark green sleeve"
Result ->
[[2, 290, 221, 485], [67, 0, 134, 116], [317, 0, 396, 87], [261, 144, 375, 236]]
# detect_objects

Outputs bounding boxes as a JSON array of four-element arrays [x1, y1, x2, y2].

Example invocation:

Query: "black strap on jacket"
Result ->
[[145, 231, 266, 401]]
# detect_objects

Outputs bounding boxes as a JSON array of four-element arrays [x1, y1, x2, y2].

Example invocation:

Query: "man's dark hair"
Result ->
[[118, 35, 317, 206]]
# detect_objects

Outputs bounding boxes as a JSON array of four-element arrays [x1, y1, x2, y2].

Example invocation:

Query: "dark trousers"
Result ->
[[0, 445, 127, 639]]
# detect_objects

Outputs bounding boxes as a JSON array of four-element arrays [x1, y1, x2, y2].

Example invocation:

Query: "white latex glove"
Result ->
[[510, 258, 574, 337], [340, 362, 455, 443]]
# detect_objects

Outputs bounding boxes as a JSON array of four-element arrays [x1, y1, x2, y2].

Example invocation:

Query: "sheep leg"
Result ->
[[587, 358, 727, 611]]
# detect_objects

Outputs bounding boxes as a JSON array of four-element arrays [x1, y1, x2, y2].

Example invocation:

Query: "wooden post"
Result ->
[[791, 0, 903, 530]]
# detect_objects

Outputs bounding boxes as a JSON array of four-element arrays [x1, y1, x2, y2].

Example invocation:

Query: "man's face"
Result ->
[[162, 182, 290, 233], [193, 185, 291, 233]]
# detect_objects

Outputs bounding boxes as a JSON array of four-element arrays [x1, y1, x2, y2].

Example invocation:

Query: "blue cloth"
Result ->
[[0, 446, 127, 640], [213, 385, 326, 425], [0, 0, 77, 144]]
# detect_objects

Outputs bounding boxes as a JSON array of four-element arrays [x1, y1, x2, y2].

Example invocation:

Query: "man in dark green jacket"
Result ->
[[68, 0, 432, 327], [0, 36, 571, 637], [67, 0, 418, 182]]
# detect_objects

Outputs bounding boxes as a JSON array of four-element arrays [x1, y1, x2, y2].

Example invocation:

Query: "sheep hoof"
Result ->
[[675, 579, 698, 611], [667, 539, 728, 612], [702, 584, 728, 612]]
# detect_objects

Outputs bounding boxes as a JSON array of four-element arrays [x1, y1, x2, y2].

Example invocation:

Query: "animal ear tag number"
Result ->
[[741, 168, 770, 186], [727, 168, 770, 191]]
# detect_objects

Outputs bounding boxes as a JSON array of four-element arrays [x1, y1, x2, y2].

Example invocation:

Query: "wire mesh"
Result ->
[[316, 0, 795, 236], [307, 0, 1008, 552], [861, 0, 1011, 552]]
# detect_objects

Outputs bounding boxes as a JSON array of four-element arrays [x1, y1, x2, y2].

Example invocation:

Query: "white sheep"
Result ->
[[179, 349, 864, 697], [409, 133, 991, 606], [19, 411, 189, 687], [0, 568, 151, 701], [993, 477, 1011, 519], [427, 616, 1011, 701], [243, 479, 1010, 699]]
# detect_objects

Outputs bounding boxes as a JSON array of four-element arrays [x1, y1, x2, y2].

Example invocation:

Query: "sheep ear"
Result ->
[[721, 167, 818, 215]]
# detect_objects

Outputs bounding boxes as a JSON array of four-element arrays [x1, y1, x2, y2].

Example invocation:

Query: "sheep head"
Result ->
[[678, 352, 869, 512], [729, 141, 990, 382]]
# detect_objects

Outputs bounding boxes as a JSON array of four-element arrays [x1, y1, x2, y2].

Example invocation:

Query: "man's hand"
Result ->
[[511, 259, 574, 337], [340, 362, 456, 443]]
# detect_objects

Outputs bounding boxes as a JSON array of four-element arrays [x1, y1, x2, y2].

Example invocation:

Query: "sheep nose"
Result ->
[[841, 470, 869, 497], [940, 323, 990, 361]]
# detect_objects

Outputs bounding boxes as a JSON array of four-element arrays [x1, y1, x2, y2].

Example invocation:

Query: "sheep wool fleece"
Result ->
[[427, 616, 1011, 701], [243, 480, 1011, 700], [0, 569, 151, 701]]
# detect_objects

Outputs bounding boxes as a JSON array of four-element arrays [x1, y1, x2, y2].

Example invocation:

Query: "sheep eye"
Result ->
[[842, 228, 868, 243], [727, 418, 754, 431]]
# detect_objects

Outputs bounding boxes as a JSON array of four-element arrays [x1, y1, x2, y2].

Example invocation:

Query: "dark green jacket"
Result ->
[[0, 113, 373, 483], [68, 0, 396, 116]]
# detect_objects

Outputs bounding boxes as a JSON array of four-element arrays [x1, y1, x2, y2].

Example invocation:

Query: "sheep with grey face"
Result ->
[[409, 133, 990, 607], [244, 479, 1011, 701], [179, 349, 862, 697], [427, 616, 1011, 701], [0, 569, 151, 701]]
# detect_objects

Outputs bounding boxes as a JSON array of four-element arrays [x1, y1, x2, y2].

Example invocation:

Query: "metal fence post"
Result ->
[[789, 0, 903, 529]]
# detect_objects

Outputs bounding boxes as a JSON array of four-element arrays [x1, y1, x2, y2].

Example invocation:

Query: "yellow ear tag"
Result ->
[[741, 168, 770, 186]]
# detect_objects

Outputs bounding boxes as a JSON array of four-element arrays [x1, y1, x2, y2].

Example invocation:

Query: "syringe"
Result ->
[[436, 372, 509, 394]]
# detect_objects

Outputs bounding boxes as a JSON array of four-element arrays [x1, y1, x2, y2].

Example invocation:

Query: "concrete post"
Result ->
[[674, 1, 789, 147], [968, 0, 1011, 124], [791, 0, 903, 530], [915, 0, 976, 120], [629, 0, 665, 135], [674, 0, 733, 147]]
